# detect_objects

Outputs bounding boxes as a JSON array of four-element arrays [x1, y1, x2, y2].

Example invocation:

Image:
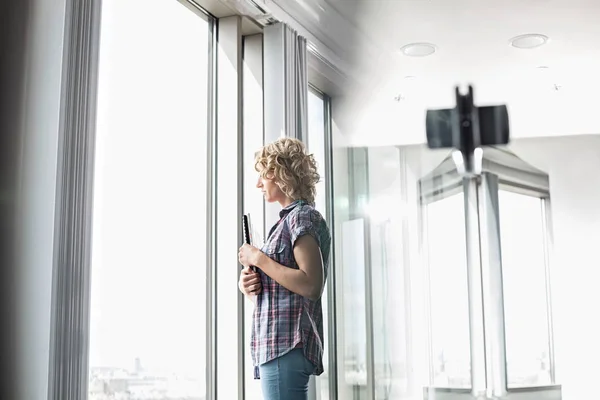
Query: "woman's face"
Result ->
[[256, 172, 284, 203]]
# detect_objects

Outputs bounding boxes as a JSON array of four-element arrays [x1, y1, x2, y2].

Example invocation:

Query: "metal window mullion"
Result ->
[[463, 177, 488, 398], [215, 15, 244, 400], [364, 220, 376, 400], [421, 203, 435, 386], [206, 13, 217, 400], [362, 151, 376, 400], [477, 173, 508, 398], [241, 32, 266, 400], [237, 40, 246, 400], [323, 94, 339, 400], [541, 198, 557, 384]]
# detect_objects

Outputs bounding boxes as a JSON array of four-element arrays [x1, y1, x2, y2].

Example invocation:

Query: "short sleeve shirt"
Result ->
[[251, 199, 331, 375]]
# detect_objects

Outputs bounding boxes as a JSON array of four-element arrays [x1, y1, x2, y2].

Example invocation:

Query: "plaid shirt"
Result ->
[[251, 199, 331, 376]]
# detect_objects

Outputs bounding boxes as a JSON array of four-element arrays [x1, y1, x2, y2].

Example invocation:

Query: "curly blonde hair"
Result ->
[[255, 138, 320, 204]]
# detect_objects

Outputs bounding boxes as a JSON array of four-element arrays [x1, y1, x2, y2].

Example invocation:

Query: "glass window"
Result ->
[[308, 90, 328, 219], [366, 146, 412, 400], [341, 218, 368, 394], [88, 1, 211, 399], [424, 192, 471, 388], [337, 147, 369, 400], [307, 89, 330, 399], [499, 190, 553, 388]]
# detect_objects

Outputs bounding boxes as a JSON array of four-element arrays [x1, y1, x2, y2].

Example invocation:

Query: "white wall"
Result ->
[[14, 0, 67, 398], [333, 93, 600, 148], [343, 106, 600, 148]]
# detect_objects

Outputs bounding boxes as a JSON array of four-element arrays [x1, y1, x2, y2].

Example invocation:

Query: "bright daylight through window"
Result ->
[[89, 1, 211, 399]]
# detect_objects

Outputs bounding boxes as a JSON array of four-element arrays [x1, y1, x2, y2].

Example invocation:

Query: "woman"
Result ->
[[238, 137, 331, 400]]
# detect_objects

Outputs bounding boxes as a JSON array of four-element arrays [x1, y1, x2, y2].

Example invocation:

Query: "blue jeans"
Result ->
[[259, 348, 316, 400]]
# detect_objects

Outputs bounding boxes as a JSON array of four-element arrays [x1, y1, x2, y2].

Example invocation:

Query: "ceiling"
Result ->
[[268, 0, 600, 145]]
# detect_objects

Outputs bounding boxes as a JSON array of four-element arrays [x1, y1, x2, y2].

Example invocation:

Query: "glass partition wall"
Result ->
[[334, 134, 600, 400], [419, 147, 556, 399]]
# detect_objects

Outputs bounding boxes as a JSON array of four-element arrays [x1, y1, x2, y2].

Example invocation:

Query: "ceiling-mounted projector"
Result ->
[[425, 85, 509, 176]]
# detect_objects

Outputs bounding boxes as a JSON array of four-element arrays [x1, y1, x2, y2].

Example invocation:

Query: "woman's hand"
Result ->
[[239, 266, 262, 296], [238, 244, 262, 269]]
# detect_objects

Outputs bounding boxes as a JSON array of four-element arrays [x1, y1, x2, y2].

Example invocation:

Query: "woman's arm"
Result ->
[[239, 235, 324, 301]]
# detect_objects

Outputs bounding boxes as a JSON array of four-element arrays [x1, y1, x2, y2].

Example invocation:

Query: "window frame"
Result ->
[[49, 1, 218, 399], [307, 84, 338, 400], [205, 6, 218, 400], [497, 188, 557, 390]]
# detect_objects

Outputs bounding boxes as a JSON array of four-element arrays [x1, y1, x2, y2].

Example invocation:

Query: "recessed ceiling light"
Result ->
[[510, 34, 549, 49], [401, 43, 437, 57]]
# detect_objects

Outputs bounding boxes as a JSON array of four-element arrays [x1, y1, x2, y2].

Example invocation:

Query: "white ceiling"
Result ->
[[270, 0, 600, 145]]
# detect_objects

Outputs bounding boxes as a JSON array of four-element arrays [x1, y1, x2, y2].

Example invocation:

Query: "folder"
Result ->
[[242, 214, 257, 272]]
